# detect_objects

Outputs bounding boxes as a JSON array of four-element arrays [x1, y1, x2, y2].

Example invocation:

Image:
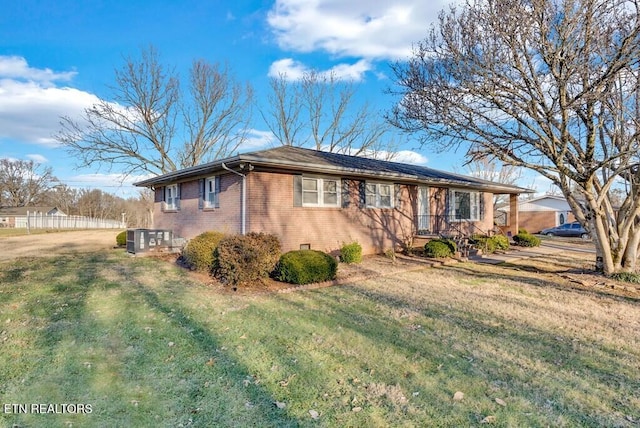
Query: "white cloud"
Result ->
[[0, 56, 77, 86], [0, 56, 101, 147], [267, 0, 451, 61], [26, 154, 49, 164], [238, 129, 278, 152], [268, 58, 371, 81], [392, 150, 428, 165]]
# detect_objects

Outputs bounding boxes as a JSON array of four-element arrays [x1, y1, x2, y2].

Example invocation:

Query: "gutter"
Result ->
[[221, 162, 250, 235]]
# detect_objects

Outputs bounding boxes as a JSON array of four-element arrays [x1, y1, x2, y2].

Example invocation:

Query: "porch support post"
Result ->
[[509, 194, 519, 237]]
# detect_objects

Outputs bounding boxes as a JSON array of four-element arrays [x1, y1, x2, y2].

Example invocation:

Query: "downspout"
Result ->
[[221, 162, 246, 235]]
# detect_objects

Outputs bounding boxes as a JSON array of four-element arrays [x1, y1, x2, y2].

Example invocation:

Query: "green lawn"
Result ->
[[1, 250, 638, 427]]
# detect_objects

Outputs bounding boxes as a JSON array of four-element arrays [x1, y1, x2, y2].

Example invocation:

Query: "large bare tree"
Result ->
[[389, 0, 640, 275], [263, 70, 398, 158], [0, 159, 58, 207], [56, 47, 253, 176]]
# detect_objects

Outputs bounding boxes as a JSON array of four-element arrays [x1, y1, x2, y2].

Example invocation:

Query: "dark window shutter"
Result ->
[[394, 184, 401, 209], [159, 186, 165, 211], [341, 180, 350, 208], [293, 175, 302, 207], [445, 189, 451, 222], [175, 184, 181, 210], [198, 179, 204, 209], [214, 176, 221, 208], [358, 181, 366, 208], [479, 192, 485, 220]]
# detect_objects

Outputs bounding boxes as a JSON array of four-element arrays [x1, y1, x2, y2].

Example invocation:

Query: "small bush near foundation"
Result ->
[[424, 239, 454, 258], [340, 241, 362, 264], [610, 272, 640, 283], [441, 238, 457, 254], [214, 233, 281, 287], [471, 234, 497, 254], [513, 232, 541, 247], [493, 234, 510, 251], [274, 250, 338, 285], [116, 231, 127, 247], [182, 231, 226, 272]]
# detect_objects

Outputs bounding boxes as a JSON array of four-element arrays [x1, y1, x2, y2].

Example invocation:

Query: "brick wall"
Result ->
[[519, 211, 576, 234], [150, 169, 499, 254], [246, 171, 417, 255], [152, 173, 242, 239]]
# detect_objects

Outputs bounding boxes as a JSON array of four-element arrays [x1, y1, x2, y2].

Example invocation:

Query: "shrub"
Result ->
[[116, 231, 127, 247], [424, 239, 454, 258], [274, 250, 338, 285], [471, 235, 496, 254], [214, 232, 281, 287], [471, 234, 509, 254], [340, 241, 362, 264], [492, 234, 510, 251], [610, 272, 640, 283], [513, 232, 541, 247], [182, 231, 226, 272], [441, 238, 457, 254]]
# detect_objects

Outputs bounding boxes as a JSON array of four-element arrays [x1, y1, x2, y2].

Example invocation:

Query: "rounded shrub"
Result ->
[[274, 250, 338, 285], [424, 239, 454, 258], [475, 235, 497, 254], [492, 235, 510, 251], [214, 232, 281, 287], [182, 231, 226, 272], [513, 232, 541, 247], [116, 231, 127, 247], [340, 241, 362, 264]]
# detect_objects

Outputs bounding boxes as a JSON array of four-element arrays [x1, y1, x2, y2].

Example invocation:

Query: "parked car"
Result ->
[[540, 222, 590, 239]]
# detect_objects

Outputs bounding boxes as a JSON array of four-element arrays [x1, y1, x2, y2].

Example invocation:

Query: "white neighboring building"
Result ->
[[496, 195, 575, 233]]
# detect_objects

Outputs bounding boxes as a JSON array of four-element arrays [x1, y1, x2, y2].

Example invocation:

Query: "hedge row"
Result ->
[[180, 231, 347, 287]]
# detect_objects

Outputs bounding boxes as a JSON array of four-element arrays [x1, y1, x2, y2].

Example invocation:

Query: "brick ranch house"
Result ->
[[135, 146, 529, 255]]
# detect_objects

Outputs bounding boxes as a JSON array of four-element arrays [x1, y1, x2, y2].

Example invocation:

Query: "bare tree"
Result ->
[[56, 47, 253, 176], [389, 0, 640, 275], [42, 184, 79, 214], [263, 71, 398, 158], [0, 159, 58, 207], [459, 156, 524, 208]]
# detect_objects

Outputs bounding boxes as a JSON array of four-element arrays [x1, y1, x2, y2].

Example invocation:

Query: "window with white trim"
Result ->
[[205, 177, 218, 208], [365, 182, 394, 208], [451, 189, 480, 221], [165, 184, 179, 210], [302, 177, 340, 207]]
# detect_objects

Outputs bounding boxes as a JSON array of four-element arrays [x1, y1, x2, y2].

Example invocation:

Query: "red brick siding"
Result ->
[[152, 173, 242, 239], [246, 171, 417, 255], [519, 211, 576, 234]]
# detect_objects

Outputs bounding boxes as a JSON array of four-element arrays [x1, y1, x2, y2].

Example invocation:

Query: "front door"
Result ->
[[417, 186, 430, 232]]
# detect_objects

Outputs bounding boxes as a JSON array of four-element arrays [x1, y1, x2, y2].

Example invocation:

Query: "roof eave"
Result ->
[[135, 152, 530, 194]]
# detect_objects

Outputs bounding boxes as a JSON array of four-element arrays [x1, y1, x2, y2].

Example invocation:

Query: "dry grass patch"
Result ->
[[1, 248, 638, 427]]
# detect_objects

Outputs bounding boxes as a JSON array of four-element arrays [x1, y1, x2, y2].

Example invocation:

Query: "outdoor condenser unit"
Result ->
[[126, 229, 173, 254]]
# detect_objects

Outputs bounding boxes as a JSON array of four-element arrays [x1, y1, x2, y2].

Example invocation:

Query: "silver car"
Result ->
[[540, 222, 590, 239]]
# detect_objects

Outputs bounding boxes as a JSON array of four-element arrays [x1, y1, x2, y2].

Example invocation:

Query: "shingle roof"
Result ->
[[0, 206, 63, 216], [135, 146, 530, 194]]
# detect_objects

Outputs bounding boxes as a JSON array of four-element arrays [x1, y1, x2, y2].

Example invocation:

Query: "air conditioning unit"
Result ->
[[126, 229, 173, 254]]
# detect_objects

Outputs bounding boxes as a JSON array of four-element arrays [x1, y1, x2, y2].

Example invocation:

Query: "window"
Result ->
[[366, 182, 394, 208], [451, 190, 480, 221], [301, 177, 340, 207], [205, 177, 218, 208], [165, 184, 179, 210]]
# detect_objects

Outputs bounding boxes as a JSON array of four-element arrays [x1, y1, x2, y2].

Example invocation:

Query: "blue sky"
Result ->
[[0, 0, 549, 197]]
